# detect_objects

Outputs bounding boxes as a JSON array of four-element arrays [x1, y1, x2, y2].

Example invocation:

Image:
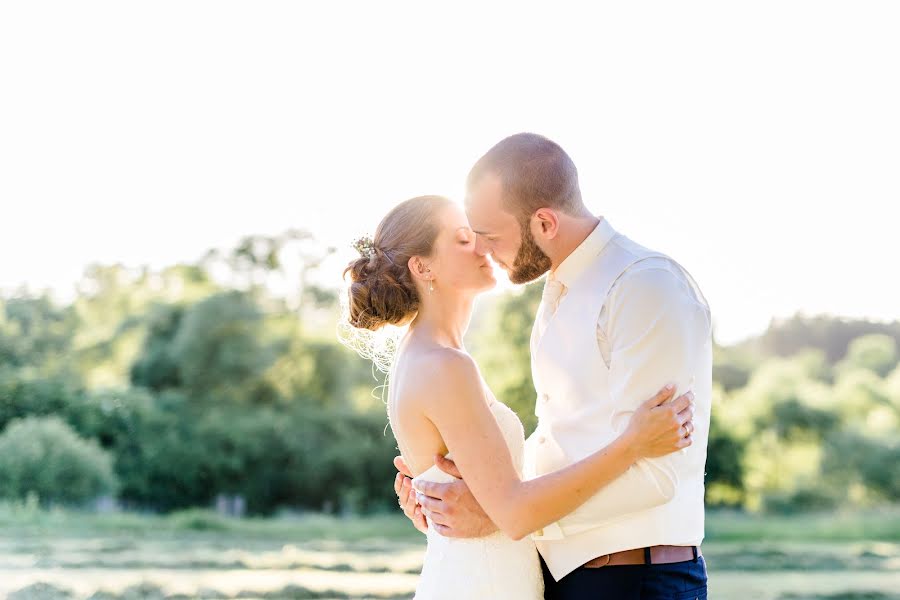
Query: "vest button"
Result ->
[[537, 436, 546, 444], [541, 394, 549, 403]]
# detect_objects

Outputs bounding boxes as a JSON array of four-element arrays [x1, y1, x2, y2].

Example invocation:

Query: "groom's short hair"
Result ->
[[467, 133, 583, 223]]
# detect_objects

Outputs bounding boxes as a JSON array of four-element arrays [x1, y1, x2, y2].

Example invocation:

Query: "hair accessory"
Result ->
[[353, 236, 376, 260]]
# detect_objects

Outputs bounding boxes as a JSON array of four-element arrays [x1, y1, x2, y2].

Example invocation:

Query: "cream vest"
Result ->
[[525, 233, 711, 581]]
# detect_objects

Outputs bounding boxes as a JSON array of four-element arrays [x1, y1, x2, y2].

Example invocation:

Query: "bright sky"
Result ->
[[1, 1, 898, 344]]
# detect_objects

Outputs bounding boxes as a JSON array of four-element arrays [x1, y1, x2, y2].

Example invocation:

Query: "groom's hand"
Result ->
[[413, 455, 499, 539], [393, 456, 428, 534]]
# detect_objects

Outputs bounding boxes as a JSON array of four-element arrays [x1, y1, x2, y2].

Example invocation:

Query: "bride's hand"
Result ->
[[623, 384, 695, 459]]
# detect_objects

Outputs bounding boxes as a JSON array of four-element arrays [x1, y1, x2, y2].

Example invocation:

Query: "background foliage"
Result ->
[[1, 231, 897, 516]]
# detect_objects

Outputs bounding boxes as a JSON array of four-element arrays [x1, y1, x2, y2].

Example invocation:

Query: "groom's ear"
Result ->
[[532, 208, 561, 240]]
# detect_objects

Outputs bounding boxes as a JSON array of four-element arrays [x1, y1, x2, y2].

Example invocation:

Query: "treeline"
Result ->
[[0, 233, 397, 515], [0, 234, 897, 515]]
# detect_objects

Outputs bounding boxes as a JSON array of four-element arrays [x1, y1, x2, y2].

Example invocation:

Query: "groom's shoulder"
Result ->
[[597, 234, 676, 286], [615, 263, 711, 327], [604, 237, 708, 305]]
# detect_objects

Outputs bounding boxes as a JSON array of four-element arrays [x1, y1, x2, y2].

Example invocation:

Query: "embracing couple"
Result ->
[[343, 133, 711, 599]]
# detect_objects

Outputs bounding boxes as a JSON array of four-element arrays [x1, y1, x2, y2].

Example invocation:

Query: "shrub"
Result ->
[[0, 416, 118, 505]]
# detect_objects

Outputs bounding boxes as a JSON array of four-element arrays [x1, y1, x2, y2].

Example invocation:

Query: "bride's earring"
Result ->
[[424, 266, 434, 294]]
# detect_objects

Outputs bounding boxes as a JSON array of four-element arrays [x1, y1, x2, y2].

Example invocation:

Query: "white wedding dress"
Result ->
[[390, 386, 545, 599]]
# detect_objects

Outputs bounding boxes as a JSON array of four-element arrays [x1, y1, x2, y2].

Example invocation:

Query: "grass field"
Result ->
[[1, 505, 898, 599]]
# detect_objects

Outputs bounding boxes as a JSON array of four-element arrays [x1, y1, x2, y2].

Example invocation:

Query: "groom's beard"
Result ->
[[508, 223, 553, 284]]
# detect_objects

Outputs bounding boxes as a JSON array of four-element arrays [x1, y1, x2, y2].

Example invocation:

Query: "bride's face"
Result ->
[[427, 203, 497, 294]]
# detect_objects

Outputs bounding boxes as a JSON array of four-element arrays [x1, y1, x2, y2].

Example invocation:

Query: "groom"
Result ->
[[393, 133, 711, 599]]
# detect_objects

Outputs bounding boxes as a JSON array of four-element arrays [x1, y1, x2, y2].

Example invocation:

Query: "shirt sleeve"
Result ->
[[568, 261, 711, 522]]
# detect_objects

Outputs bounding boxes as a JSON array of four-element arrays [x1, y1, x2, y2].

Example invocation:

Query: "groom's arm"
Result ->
[[607, 261, 710, 473], [549, 262, 711, 525]]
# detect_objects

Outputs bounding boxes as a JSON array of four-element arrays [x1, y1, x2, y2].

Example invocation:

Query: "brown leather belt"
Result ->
[[583, 545, 700, 568]]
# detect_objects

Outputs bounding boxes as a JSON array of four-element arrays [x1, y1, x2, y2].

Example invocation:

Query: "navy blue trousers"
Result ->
[[541, 553, 708, 600]]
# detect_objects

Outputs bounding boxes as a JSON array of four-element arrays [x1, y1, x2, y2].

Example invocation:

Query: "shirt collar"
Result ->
[[550, 217, 617, 288]]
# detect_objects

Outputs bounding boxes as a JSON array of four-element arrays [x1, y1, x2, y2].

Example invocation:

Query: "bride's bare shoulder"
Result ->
[[398, 347, 482, 399]]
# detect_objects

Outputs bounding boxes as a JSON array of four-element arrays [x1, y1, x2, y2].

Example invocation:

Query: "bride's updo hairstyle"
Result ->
[[344, 195, 453, 332]]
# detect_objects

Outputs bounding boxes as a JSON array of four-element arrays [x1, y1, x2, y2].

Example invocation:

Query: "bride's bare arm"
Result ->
[[416, 348, 692, 541]]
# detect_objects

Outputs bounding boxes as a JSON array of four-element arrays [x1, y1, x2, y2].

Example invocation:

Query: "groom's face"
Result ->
[[466, 173, 552, 284]]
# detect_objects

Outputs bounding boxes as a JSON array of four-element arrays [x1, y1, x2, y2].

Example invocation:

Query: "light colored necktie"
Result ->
[[537, 276, 566, 339]]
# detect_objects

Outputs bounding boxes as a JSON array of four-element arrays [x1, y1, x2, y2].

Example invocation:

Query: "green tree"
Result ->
[[470, 282, 542, 434], [129, 303, 185, 391], [167, 291, 277, 404], [0, 370, 82, 432], [839, 334, 898, 378], [833, 368, 895, 433], [712, 344, 754, 391], [0, 295, 79, 378], [704, 408, 746, 507], [0, 416, 118, 505], [746, 314, 900, 364]]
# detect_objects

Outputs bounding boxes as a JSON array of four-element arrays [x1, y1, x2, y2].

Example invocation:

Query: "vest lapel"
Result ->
[[531, 237, 671, 390]]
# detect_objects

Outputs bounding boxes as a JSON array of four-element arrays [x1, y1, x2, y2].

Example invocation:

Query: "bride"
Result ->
[[342, 195, 694, 599]]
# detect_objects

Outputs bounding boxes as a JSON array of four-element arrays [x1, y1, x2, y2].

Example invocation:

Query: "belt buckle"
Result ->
[[584, 554, 611, 569]]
